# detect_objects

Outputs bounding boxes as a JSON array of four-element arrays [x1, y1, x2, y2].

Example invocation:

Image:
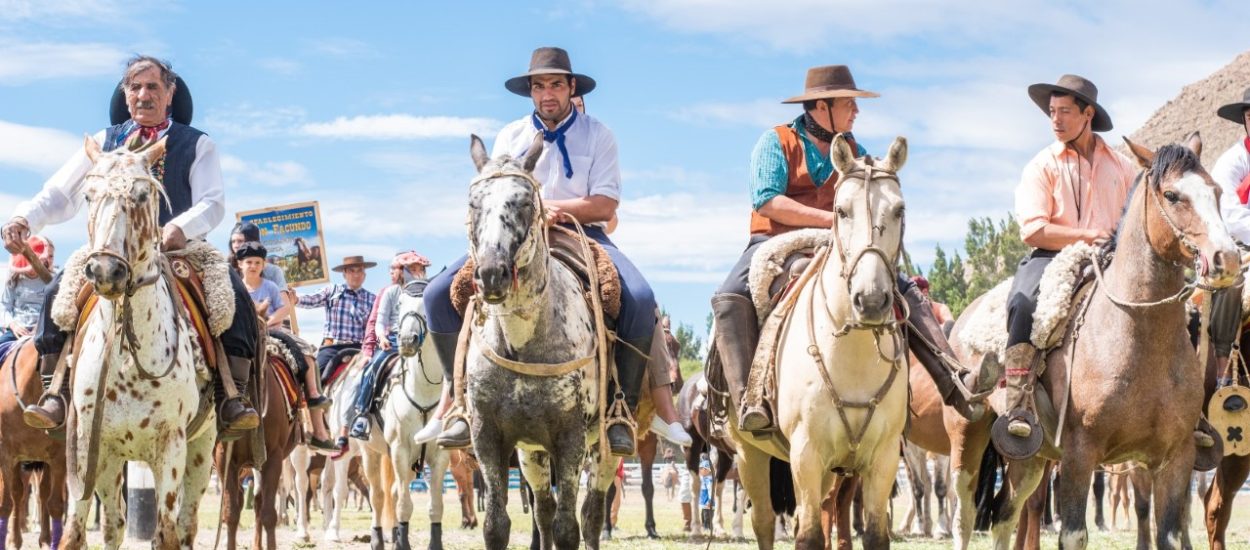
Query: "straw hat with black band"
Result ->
[[1027, 74, 1112, 133], [331, 255, 377, 273]]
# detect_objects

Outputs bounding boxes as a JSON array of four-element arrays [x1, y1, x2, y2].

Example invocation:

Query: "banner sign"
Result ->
[[236, 201, 329, 288]]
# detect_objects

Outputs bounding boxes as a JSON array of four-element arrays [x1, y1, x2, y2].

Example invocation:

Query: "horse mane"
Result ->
[[1099, 143, 1203, 266]]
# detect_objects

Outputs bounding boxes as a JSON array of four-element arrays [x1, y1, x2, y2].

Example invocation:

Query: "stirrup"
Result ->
[[739, 406, 775, 434], [436, 406, 472, 449], [605, 393, 638, 456]]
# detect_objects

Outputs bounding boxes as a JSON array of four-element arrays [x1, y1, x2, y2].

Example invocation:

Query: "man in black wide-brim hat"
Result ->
[[1, 55, 261, 433]]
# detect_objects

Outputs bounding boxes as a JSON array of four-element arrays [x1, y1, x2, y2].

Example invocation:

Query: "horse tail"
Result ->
[[973, 443, 1002, 531], [768, 457, 796, 516]]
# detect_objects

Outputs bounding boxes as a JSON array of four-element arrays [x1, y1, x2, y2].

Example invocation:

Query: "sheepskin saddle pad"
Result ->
[[451, 225, 621, 320], [957, 243, 1098, 359], [746, 229, 828, 323]]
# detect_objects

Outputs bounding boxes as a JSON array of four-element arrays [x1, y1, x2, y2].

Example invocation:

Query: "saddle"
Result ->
[[745, 229, 829, 323], [449, 225, 621, 320], [264, 336, 305, 413]]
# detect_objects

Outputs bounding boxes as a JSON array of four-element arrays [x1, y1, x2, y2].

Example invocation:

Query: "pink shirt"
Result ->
[[1015, 136, 1138, 245], [359, 288, 389, 359]]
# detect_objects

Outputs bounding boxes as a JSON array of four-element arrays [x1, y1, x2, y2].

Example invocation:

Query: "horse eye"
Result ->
[[894, 205, 906, 219], [1163, 190, 1179, 203], [835, 207, 849, 219]]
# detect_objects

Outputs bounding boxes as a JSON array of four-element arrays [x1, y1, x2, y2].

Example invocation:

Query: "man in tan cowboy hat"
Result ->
[[1205, 87, 1250, 409], [996, 74, 1139, 457], [421, 46, 681, 455], [719, 65, 982, 435]]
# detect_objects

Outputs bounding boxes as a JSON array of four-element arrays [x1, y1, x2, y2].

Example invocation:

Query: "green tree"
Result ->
[[925, 214, 1029, 318], [673, 322, 703, 362]]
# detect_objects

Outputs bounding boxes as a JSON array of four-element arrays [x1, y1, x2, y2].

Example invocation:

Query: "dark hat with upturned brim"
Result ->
[[781, 65, 880, 104], [504, 47, 596, 98], [1027, 74, 1112, 132], [331, 255, 378, 273], [110, 75, 193, 126], [234, 241, 267, 262], [1217, 86, 1250, 125]]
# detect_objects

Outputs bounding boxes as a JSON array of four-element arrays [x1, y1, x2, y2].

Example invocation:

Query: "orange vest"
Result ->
[[748, 125, 847, 237]]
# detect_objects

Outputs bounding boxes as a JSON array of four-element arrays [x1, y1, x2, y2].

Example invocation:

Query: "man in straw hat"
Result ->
[[295, 256, 378, 375], [1205, 87, 1250, 408], [421, 46, 680, 455], [994, 74, 1140, 458], [2, 55, 261, 433], [718, 65, 984, 435]]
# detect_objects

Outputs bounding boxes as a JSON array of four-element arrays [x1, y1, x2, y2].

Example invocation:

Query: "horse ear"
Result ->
[[1185, 131, 1202, 158], [142, 137, 167, 168], [883, 136, 908, 173], [831, 134, 857, 175], [84, 134, 101, 164], [1122, 136, 1154, 169], [469, 134, 490, 173], [522, 132, 544, 173]]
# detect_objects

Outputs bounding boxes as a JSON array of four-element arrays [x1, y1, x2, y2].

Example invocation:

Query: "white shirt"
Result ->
[[491, 111, 622, 204], [13, 126, 226, 240], [1211, 140, 1250, 245]]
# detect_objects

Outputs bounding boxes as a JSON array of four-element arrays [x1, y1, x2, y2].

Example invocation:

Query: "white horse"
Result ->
[[321, 355, 365, 543], [731, 135, 910, 549], [358, 285, 450, 550], [60, 138, 216, 549]]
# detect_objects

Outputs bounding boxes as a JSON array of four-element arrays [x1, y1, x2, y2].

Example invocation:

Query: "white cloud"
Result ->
[[219, 154, 310, 187], [670, 99, 793, 129], [0, 40, 129, 84], [201, 104, 308, 141], [309, 38, 378, 59], [257, 57, 301, 76], [300, 115, 502, 140], [0, 120, 82, 174], [0, 0, 124, 22], [612, 192, 748, 279]]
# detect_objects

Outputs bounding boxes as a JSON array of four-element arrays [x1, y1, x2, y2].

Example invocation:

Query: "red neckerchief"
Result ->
[[134, 119, 171, 144], [1237, 136, 1250, 205]]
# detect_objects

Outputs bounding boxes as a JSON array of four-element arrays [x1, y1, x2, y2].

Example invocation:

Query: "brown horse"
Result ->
[[946, 134, 1238, 550], [0, 340, 67, 550], [677, 370, 746, 540], [214, 347, 302, 550], [449, 451, 479, 529], [0, 341, 66, 549]]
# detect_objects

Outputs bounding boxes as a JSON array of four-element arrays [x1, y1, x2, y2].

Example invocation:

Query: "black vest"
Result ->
[[103, 122, 205, 226]]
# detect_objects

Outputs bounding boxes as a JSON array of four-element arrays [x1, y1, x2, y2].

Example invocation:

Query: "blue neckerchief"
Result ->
[[531, 109, 577, 178]]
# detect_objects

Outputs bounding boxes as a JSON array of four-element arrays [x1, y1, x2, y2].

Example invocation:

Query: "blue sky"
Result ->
[[1, 0, 1246, 342]]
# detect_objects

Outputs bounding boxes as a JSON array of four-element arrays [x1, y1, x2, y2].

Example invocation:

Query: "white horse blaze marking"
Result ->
[[1175, 172, 1237, 252]]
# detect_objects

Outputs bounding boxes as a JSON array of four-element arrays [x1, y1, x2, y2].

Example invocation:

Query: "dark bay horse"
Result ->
[[946, 134, 1239, 550]]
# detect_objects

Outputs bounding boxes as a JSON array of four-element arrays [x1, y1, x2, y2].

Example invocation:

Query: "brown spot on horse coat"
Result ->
[[106, 389, 117, 401], [165, 492, 176, 510], [140, 417, 150, 429]]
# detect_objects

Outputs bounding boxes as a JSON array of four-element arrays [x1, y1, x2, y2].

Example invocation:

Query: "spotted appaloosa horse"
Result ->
[[61, 138, 217, 550], [463, 134, 623, 550], [945, 134, 1239, 550]]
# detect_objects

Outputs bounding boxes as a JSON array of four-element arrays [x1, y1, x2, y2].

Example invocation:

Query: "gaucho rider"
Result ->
[[997, 75, 1141, 455], [423, 47, 657, 455], [1209, 87, 1250, 395], [3, 56, 261, 432], [717, 65, 983, 434]]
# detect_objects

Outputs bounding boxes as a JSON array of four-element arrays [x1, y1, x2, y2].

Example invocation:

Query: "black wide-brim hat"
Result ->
[[1027, 74, 1112, 132], [110, 75, 193, 126], [504, 47, 596, 98], [1217, 86, 1250, 125]]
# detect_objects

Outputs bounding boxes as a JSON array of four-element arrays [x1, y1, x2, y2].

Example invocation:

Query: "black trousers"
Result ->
[[1006, 249, 1058, 348], [35, 268, 258, 359], [316, 343, 361, 378]]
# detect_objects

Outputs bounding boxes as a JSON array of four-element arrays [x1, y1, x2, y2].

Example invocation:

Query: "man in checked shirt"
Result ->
[[295, 255, 378, 380]]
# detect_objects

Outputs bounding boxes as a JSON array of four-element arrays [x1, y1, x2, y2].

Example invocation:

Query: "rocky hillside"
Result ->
[[1127, 51, 1250, 166]]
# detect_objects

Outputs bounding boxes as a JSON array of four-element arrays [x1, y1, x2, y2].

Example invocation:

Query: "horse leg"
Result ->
[[217, 451, 242, 550], [835, 476, 858, 550], [638, 434, 659, 539], [45, 458, 67, 550], [1054, 450, 1097, 550], [258, 448, 287, 550], [96, 461, 126, 550], [688, 463, 703, 538], [424, 447, 450, 550], [387, 439, 417, 550], [360, 449, 388, 550], [1013, 461, 1050, 550], [1205, 455, 1250, 550], [934, 454, 952, 538], [0, 461, 14, 550], [518, 451, 556, 550], [948, 416, 991, 550], [1130, 468, 1153, 549], [737, 443, 776, 549], [902, 443, 929, 536], [860, 448, 899, 550], [476, 426, 513, 550], [987, 458, 1045, 550], [579, 449, 616, 550], [291, 447, 312, 541], [1152, 450, 1195, 550]]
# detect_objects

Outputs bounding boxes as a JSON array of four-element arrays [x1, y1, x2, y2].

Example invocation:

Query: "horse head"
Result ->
[[466, 133, 545, 304], [396, 282, 428, 358], [1124, 133, 1239, 287], [81, 136, 167, 299], [828, 134, 908, 326]]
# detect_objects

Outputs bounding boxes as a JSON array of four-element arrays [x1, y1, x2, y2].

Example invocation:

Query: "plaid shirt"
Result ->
[[296, 284, 377, 343]]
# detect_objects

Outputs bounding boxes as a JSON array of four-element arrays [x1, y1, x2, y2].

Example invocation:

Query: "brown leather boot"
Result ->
[[901, 284, 984, 421], [23, 352, 67, 430], [218, 355, 260, 432], [711, 294, 767, 432]]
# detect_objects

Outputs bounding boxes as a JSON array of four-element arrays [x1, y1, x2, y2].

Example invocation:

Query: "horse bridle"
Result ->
[[465, 166, 549, 297], [825, 161, 906, 327], [84, 171, 166, 297]]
